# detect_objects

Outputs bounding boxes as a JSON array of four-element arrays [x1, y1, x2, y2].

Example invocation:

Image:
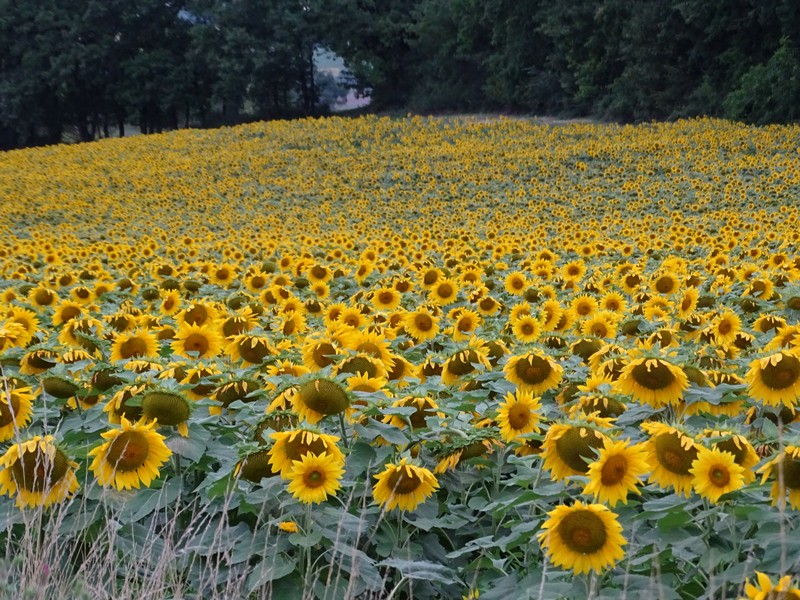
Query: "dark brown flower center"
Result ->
[[386, 469, 423, 494], [11, 447, 69, 492], [105, 431, 150, 472], [507, 403, 531, 430], [761, 354, 800, 390], [556, 510, 607, 554], [414, 314, 433, 332], [184, 333, 210, 356], [654, 432, 697, 475], [142, 392, 190, 425], [600, 454, 628, 485], [119, 336, 150, 359], [515, 355, 551, 385], [554, 428, 605, 473], [299, 379, 349, 415], [631, 360, 676, 390]]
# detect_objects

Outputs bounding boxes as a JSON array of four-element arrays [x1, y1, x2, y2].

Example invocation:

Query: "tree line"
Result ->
[[2, 0, 798, 149]]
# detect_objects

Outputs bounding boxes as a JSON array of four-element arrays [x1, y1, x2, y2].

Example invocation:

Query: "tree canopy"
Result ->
[[1, 0, 798, 149]]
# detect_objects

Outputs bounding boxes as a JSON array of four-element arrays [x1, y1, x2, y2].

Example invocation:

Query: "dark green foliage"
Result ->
[[1, 0, 799, 149]]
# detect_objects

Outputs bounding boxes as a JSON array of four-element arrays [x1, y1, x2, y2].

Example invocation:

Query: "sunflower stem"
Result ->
[[337, 412, 349, 448]]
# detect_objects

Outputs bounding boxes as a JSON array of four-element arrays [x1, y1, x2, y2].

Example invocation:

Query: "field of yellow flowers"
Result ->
[[0, 116, 799, 599]]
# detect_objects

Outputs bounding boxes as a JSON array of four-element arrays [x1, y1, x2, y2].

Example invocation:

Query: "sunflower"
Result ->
[[0, 435, 79, 508], [268, 429, 344, 478], [372, 287, 402, 311], [495, 390, 542, 443], [372, 458, 438, 512], [385, 396, 440, 429], [286, 452, 345, 504], [537, 501, 626, 574], [676, 288, 699, 319], [743, 572, 800, 600], [176, 302, 221, 328], [599, 292, 627, 315], [699, 430, 759, 484], [158, 289, 182, 317], [171, 323, 224, 359], [50, 300, 85, 327], [58, 316, 103, 350], [226, 333, 275, 366], [706, 309, 742, 347], [235, 449, 278, 481], [5, 306, 39, 348], [753, 314, 786, 334], [504, 352, 563, 395], [210, 379, 260, 415], [746, 351, 800, 407], [540, 300, 564, 331], [512, 314, 543, 343], [428, 278, 459, 306], [110, 329, 159, 363], [103, 383, 148, 423], [141, 390, 192, 436], [475, 294, 501, 316], [301, 335, 342, 371], [220, 307, 259, 338], [504, 272, 527, 295], [541, 421, 610, 480], [641, 422, 699, 496], [404, 308, 440, 342], [689, 447, 745, 503], [441, 341, 492, 385], [0, 322, 26, 352], [344, 330, 395, 369], [451, 309, 482, 341], [19, 349, 58, 375], [292, 378, 350, 424], [581, 313, 618, 339], [758, 445, 800, 509], [571, 295, 598, 318], [27, 286, 59, 310], [88, 417, 172, 490], [652, 271, 680, 295], [583, 438, 649, 506], [0, 385, 35, 442], [614, 356, 688, 408]]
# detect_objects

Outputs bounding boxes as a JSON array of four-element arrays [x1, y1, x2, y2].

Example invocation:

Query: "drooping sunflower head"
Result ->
[[110, 329, 159, 363], [758, 446, 800, 509], [19, 348, 58, 375], [747, 351, 800, 407], [293, 378, 351, 424], [141, 389, 192, 436], [385, 396, 440, 430], [541, 421, 610, 481], [441, 341, 492, 385]]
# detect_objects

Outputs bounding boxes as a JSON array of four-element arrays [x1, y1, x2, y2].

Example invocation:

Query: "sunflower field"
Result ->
[[0, 116, 799, 599]]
